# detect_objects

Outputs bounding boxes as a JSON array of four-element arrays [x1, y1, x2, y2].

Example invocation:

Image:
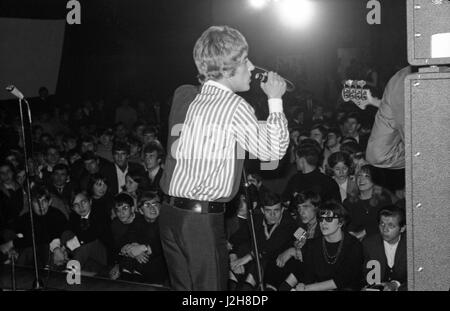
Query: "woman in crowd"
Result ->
[[280, 201, 363, 291], [88, 173, 115, 220], [123, 171, 151, 206], [327, 151, 358, 202], [343, 164, 392, 241]]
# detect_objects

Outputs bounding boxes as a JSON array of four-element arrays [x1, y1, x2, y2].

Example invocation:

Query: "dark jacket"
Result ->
[[362, 233, 407, 290], [101, 161, 146, 195], [230, 209, 298, 261]]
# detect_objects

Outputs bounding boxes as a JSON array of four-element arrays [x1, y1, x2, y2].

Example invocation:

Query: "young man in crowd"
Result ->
[[5, 184, 67, 268], [142, 142, 165, 193], [228, 192, 297, 290], [109, 192, 168, 284], [47, 163, 75, 214], [309, 124, 327, 151], [283, 140, 341, 206], [103, 141, 146, 195], [51, 192, 112, 274], [323, 127, 342, 169], [264, 190, 322, 289], [362, 205, 407, 291], [343, 112, 369, 149]]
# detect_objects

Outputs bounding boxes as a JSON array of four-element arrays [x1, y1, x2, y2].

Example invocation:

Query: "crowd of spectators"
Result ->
[[0, 62, 406, 291]]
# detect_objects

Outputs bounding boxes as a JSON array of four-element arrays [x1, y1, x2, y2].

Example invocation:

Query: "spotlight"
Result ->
[[276, 0, 315, 28], [249, 0, 270, 9]]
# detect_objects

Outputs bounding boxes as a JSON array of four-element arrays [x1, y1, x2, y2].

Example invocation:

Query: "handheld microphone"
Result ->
[[254, 65, 295, 92], [5, 85, 25, 100], [293, 227, 308, 249]]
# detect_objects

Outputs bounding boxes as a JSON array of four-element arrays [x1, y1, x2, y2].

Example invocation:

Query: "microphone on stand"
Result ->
[[254, 65, 296, 92], [5, 85, 32, 122], [4, 84, 42, 290], [6, 85, 25, 100]]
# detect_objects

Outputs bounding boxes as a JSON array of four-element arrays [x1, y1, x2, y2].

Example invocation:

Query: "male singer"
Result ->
[[159, 25, 289, 290]]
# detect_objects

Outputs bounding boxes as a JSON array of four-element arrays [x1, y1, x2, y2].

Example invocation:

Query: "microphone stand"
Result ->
[[11, 251, 16, 291], [16, 97, 43, 290], [241, 167, 264, 291]]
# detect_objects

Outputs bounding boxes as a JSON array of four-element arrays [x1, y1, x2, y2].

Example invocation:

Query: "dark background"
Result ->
[[0, 0, 407, 105]]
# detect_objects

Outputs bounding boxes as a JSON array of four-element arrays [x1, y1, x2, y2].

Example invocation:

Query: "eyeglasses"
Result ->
[[318, 216, 340, 223]]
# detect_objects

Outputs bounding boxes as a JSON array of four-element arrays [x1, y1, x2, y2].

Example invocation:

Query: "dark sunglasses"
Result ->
[[318, 216, 340, 223]]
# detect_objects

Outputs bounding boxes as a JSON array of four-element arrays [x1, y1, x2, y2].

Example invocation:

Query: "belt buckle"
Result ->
[[193, 202, 203, 213]]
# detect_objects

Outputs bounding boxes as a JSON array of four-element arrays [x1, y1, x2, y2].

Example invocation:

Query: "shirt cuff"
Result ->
[[268, 98, 283, 113], [49, 238, 61, 252]]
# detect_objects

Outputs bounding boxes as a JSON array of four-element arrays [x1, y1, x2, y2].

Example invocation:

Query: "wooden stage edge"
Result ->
[[0, 264, 171, 291]]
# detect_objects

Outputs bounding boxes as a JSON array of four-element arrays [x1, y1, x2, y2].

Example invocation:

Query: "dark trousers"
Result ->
[[72, 239, 108, 273], [159, 203, 228, 291]]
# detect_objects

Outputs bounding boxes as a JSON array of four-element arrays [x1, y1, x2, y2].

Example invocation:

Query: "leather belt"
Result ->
[[171, 197, 225, 214]]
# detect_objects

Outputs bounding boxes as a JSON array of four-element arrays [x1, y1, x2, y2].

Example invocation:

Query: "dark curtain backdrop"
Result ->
[[0, 0, 406, 109]]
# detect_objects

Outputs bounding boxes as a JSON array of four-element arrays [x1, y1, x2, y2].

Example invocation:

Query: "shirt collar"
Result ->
[[204, 80, 233, 93], [115, 164, 128, 173], [384, 235, 401, 248]]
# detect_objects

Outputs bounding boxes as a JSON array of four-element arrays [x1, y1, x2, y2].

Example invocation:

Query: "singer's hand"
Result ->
[[260, 71, 286, 99]]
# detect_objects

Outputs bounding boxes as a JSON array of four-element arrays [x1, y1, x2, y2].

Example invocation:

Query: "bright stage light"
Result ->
[[276, 0, 315, 28], [249, 0, 270, 9]]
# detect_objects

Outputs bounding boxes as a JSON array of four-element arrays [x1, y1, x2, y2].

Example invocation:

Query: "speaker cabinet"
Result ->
[[407, 0, 450, 66], [405, 68, 450, 291]]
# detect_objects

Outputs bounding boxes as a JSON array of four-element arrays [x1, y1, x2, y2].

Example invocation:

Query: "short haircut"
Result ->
[[345, 112, 361, 124], [80, 135, 96, 145], [112, 141, 130, 154], [128, 136, 142, 148], [0, 161, 15, 173], [328, 151, 352, 170], [97, 127, 114, 137], [193, 25, 248, 83], [63, 133, 78, 143], [71, 191, 90, 205], [262, 191, 281, 207], [143, 125, 158, 136], [52, 163, 69, 174], [142, 141, 165, 160], [319, 200, 348, 225], [296, 140, 321, 167], [327, 127, 342, 138], [138, 191, 161, 206], [293, 190, 321, 208], [82, 150, 98, 162], [46, 145, 60, 154], [378, 204, 406, 227], [31, 183, 51, 201], [114, 192, 134, 207], [340, 141, 363, 156], [247, 171, 262, 183], [310, 124, 327, 137]]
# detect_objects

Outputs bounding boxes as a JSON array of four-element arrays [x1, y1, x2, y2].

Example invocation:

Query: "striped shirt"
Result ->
[[167, 80, 289, 201]]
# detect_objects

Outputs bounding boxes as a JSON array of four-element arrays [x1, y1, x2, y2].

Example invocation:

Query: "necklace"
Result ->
[[322, 235, 345, 265]]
